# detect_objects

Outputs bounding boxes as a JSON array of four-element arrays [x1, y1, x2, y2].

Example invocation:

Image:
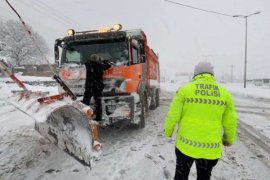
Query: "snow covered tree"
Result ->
[[0, 20, 49, 66]]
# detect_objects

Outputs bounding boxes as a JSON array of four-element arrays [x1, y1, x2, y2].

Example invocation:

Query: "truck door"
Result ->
[[130, 39, 140, 64], [130, 39, 146, 79]]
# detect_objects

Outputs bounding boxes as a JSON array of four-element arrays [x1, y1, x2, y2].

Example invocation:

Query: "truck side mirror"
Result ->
[[141, 55, 146, 63], [54, 44, 59, 60], [54, 44, 59, 66]]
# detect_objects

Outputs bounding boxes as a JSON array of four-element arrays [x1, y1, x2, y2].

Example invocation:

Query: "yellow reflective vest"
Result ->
[[164, 74, 237, 159]]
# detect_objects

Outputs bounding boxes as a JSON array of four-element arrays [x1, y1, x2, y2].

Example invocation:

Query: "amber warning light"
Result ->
[[112, 24, 122, 31], [67, 24, 122, 35], [67, 29, 75, 36]]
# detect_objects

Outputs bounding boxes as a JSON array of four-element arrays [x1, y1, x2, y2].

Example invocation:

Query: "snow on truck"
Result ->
[[54, 24, 160, 128]]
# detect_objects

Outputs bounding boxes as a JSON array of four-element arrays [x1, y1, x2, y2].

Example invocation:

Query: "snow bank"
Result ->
[[0, 76, 58, 99], [224, 83, 270, 101], [161, 82, 270, 101], [0, 75, 54, 82]]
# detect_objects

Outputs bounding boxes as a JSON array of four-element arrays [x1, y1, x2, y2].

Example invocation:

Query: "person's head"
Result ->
[[90, 54, 101, 63], [194, 62, 214, 77]]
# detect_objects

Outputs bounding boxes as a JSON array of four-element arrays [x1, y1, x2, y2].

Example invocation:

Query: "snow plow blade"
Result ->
[[0, 59, 100, 167], [5, 92, 100, 168], [35, 105, 94, 167]]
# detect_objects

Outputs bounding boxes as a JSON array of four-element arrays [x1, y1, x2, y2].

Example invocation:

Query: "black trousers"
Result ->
[[175, 148, 218, 180], [82, 87, 102, 121]]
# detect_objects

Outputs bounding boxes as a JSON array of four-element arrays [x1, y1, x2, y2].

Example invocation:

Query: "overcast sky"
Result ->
[[1, 0, 269, 80]]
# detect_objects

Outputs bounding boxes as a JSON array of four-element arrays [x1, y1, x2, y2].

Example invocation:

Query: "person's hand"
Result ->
[[222, 140, 231, 147], [101, 59, 108, 64], [102, 59, 115, 66]]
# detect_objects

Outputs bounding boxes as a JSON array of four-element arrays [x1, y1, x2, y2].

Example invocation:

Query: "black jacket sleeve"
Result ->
[[101, 60, 111, 70]]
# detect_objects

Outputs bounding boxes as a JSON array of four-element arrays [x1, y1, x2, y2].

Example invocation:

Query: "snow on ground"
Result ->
[[0, 81, 57, 97], [225, 83, 270, 102], [0, 76, 270, 180], [0, 74, 55, 82]]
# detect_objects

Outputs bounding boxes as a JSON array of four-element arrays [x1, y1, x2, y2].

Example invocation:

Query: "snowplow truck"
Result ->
[[54, 24, 160, 128]]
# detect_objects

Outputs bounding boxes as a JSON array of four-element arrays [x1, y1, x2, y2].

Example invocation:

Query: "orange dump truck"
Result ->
[[54, 24, 160, 128]]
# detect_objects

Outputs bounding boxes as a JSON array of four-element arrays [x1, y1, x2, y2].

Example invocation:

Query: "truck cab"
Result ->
[[54, 24, 160, 128]]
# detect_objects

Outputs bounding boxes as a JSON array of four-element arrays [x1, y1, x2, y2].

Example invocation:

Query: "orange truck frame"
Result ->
[[54, 24, 160, 128]]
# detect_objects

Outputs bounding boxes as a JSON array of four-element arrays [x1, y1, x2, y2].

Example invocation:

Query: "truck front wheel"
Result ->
[[155, 91, 159, 108], [139, 94, 146, 128], [149, 91, 159, 110]]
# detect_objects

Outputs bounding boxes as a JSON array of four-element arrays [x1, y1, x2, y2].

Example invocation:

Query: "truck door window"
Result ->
[[138, 41, 145, 63], [132, 46, 139, 64]]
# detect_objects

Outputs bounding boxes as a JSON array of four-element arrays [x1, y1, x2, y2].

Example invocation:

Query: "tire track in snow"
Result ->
[[235, 105, 270, 111], [94, 104, 170, 179], [237, 110, 270, 117], [237, 121, 270, 168]]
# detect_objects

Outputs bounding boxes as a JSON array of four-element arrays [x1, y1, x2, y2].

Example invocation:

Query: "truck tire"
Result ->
[[145, 92, 149, 112], [149, 91, 159, 110], [139, 94, 146, 128], [155, 91, 159, 107], [149, 97, 156, 110]]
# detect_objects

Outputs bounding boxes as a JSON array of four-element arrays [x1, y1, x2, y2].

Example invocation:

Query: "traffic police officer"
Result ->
[[164, 62, 237, 180]]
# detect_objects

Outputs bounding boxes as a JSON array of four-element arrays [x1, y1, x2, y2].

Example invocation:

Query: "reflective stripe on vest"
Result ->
[[185, 98, 227, 106], [180, 136, 221, 149]]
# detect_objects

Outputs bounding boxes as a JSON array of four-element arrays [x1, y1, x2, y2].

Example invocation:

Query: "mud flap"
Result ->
[[35, 105, 94, 167]]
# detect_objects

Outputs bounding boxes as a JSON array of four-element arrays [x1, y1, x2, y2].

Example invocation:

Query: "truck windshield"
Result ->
[[60, 41, 128, 66]]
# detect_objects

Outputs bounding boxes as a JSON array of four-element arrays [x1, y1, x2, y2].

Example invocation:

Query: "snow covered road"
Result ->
[[233, 95, 270, 174], [0, 80, 270, 179]]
